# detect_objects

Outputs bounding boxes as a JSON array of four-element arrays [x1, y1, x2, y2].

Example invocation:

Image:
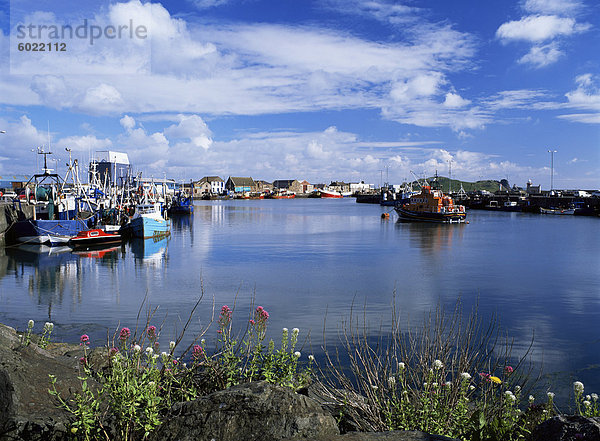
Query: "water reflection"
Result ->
[[129, 237, 169, 264]]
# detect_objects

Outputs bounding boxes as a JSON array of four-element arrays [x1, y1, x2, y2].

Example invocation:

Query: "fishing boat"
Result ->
[[126, 202, 171, 238], [68, 229, 121, 248], [320, 189, 343, 198], [394, 185, 467, 223], [266, 189, 296, 199], [7, 150, 96, 245], [168, 192, 194, 215], [540, 207, 575, 215]]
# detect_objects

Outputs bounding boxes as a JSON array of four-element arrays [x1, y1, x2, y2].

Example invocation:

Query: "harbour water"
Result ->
[[0, 198, 598, 402]]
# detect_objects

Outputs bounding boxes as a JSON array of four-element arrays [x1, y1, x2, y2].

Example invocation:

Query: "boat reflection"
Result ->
[[398, 221, 465, 254], [72, 244, 122, 259], [129, 236, 169, 264]]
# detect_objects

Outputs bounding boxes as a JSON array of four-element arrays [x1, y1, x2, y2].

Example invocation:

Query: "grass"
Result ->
[[18, 295, 597, 440]]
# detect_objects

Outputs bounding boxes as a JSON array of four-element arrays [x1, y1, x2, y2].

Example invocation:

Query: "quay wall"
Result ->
[[0, 201, 34, 244]]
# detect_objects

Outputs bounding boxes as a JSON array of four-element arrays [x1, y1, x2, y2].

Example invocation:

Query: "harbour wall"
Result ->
[[0, 201, 34, 245]]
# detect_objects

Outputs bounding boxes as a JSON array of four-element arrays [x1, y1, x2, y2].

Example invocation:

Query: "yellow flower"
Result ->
[[71, 427, 78, 434], [490, 376, 502, 384]]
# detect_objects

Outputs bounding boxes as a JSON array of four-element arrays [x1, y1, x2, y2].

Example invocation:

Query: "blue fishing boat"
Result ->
[[167, 192, 194, 215], [127, 203, 171, 238]]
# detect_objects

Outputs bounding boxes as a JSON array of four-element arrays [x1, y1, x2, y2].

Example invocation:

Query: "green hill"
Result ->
[[409, 176, 505, 193]]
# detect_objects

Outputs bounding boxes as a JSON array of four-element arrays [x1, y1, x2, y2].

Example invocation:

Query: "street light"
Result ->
[[547, 149, 557, 192]]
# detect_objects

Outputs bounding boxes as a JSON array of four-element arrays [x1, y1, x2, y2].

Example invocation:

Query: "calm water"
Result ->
[[1, 198, 599, 401]]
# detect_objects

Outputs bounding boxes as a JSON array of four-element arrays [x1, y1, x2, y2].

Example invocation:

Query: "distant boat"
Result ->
[[484, 200, 522, 212], [68, 229, 121, 248], [266, 190, 296, 199], [540, 207, 575, 215], [394, 185, 467, 223], [168, 193, 194, 215], [320, 189, 343, 198], [127, 203, 171, 238]]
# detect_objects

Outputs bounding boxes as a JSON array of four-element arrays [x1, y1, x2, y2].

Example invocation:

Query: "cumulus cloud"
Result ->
[[77, 84, 125, 115], [517, 42, 563, 67], [56, 135, 112, 153], [120, 115, 136, 131], [443, 92, 471, 108], [558, 74, 600, 123], [496, 0, 590, 69], [496, 15, 587, 43]]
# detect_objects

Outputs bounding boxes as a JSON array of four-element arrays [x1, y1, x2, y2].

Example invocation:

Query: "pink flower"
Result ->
[[192, 345, 203, 360], [146, 325, 157, 340], [479, 372, 491, 382], [109, 347, 119, 357], [504, 366, 514, 374], [249, 319, 255, 325], [119, 327, 131, 341], [80, 334, 90, 345], [79, 356, 87, 366]]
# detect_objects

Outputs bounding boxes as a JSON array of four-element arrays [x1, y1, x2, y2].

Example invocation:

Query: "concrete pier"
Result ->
[[0, 201, 34, 245]]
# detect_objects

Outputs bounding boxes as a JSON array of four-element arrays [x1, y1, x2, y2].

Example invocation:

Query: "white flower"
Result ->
[[28, 320, 34, 328], [547, 392, 555, 400], [294, 351, 301, 358], [292, 327, 299, 334], [432, 382, 438, 388], [461, 372, 472, 381], [146, 347, 153, 355], [152, 354, 159, 360], [371, 385, 378, 391], [505, 391, 516, 403], [445, 381, 452, 388], [433, 359, 444, 370], [592, 393, 598, 401], [388, 376, 396, 387], [584, 400, 591, 407], [423, 382, 428, 388], [133, 344, 141, 352], [586, 395, 591, 401], [469, 385, 476, 390], [398, 362, 405, 371], [44, 322, 54, 331], [200, 339, 206, 345], [574, 381, 584, 394], [169, 341, 176, 350], [148, 381, 156, 387], [528, 395, 535, 403], [308, 354, 315, 362], [282, 328, 288, 333], [515, 385, 521, 393]]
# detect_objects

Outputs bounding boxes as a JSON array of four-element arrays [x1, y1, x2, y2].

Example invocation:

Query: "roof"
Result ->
[[228, 177, 256, 186], [198, 176, 224, 184], [273, 179, 298, 188]]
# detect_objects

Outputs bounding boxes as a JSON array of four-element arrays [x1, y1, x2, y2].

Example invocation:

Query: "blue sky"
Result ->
[[0, 0, 598, 188]]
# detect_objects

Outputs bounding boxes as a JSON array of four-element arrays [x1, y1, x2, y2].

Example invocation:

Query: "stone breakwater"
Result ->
[[1, 323, 599, 441]]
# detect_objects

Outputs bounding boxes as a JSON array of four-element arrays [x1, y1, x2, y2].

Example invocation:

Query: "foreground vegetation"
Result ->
[[18, 299, 600, 441]]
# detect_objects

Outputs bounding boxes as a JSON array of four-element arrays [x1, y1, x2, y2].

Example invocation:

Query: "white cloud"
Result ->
[[56, 135, 112, 153], [164, 114, 212, 150], [443, 92, 471, 108], [517, 42, 563, 67], [120, 115, 136, 131], [496, 15, 587, 43], [77, 84, 125, 115], [522, 0, 584, 15]]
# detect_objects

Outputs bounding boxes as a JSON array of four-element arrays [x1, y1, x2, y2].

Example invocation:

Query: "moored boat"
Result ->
[[126, 203, 171, 238], [540, 207, 575, 215], [320, 189, 343, 198], [68, 228, 122, 248], [394, 185, 467, 223], [266, 190, 296, 199]]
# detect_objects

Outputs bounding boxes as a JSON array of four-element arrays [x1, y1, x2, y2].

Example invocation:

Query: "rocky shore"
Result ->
[[1, 323, 599, 441]]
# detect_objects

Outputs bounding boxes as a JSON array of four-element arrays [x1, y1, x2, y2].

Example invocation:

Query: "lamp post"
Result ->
[[547, 149, 557, 192]]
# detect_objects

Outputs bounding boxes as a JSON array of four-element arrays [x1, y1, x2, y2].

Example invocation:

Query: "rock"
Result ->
[[282, 431, 459, 441], [529, 415, 600, 441], [0, 323, 89, 441], [150, 381, 340, 441]]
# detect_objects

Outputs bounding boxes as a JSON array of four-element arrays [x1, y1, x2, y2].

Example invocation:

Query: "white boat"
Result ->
[[540, 207, 575, 215]]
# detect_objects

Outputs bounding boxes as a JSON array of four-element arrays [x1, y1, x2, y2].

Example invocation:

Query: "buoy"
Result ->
[[381, 212, 390, 219]]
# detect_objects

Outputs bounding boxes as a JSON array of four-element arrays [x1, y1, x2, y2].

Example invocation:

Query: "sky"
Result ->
[[0, 0, 599, 189]]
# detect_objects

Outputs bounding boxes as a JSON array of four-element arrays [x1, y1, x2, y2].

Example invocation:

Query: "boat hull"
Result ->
[[129, 215, 171, 238], [69, 229, 122, 248], [540, 207, 575, 215], [8, 219, 91, 245], [320, 190, 343, 198], [395, 207, 466, 223]]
